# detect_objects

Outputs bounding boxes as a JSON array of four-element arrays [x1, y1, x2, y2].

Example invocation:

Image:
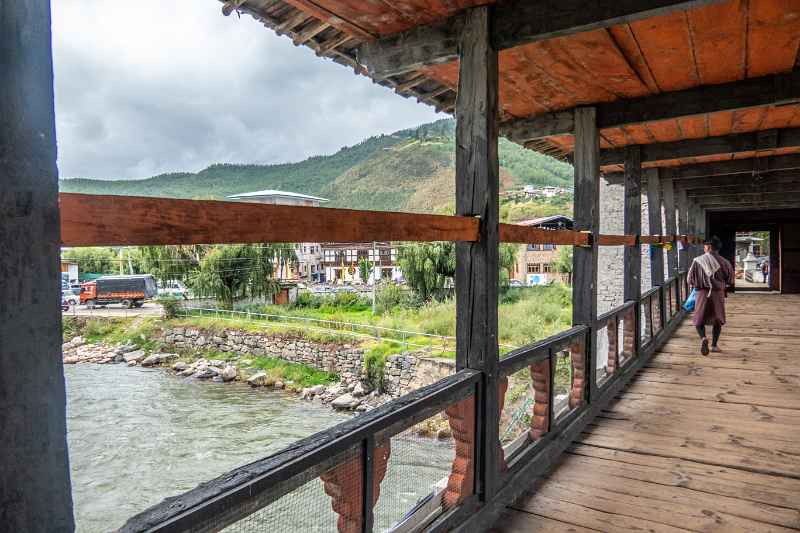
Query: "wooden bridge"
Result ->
[[501, 293, 800, 532], [4, 1, 800, 532]]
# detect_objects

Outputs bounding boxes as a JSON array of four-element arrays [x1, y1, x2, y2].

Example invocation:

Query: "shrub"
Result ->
[[157, 296, 183, 319], [363, 341, 398, 392], [375, 283, 415, 314]]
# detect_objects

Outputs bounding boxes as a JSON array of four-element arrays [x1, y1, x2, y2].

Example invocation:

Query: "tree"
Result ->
[[554, 245, 573, 276], [398, 242, 517, 301], [61, 247, 117, 275], [189, 244, 291, 309], [358, 258, 373, 284], [138, 245, 207, 283]]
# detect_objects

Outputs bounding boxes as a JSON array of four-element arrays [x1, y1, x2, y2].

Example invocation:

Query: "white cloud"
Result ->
[[52, 0, 442, 180]]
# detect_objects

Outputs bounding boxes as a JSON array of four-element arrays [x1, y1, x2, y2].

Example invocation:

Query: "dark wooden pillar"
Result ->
[[677, 187, 690, 272], [455, 5, 500, 501], [646, 168, 665, 285], [623, 147, 642, 357], [662, 177, 678, 278], [572, 107, 599, 399], [0, 1, 74, 530], [687, 200, 697, 261]]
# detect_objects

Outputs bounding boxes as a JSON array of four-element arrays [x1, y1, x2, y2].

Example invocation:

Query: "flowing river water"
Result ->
[[66, 364, 455, 532]]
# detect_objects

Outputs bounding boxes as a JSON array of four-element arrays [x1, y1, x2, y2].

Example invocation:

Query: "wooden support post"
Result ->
[[624, 146, 642, 359], [677, 188, 690, 272], [646, 168, 665, 285], [0, 1, 74, 530], [662, 178, 679, 278], [454, 5, 500, 502], [572, 107, 600, 401]]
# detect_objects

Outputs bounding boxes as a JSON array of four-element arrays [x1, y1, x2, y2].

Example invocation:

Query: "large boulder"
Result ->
[[172, 361, 189, 372], [221, 365, 237, 382], [331, 393, 360, 410], [247, 372, 269, 387], [123, 350, 147, 363], [140, 354, 162, 367]]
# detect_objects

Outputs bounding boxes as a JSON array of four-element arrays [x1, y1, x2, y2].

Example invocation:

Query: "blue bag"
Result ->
[[683, 288, 697, 312]]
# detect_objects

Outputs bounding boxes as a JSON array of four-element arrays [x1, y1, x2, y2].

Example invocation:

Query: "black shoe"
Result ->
[[701, 338, 709, 356]]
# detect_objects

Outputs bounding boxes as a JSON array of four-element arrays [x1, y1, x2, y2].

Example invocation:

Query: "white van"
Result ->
[[157, 280, 190, 300]]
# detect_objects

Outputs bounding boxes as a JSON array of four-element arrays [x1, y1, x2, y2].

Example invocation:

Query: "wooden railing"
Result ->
[[57, 194, 696, 533]]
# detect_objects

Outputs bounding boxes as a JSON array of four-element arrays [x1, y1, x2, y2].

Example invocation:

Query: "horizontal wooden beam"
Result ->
[[356, 0, 719, 78], [499, 225, 589, 246], [663, 153, 800, 179], [502, 70, 800, 142], [600, 128, 800, 167], [697, 192, 800, 206], [674, 172, 800, 189], [686, 184, 800, 197], [59, 193, 480, 246]]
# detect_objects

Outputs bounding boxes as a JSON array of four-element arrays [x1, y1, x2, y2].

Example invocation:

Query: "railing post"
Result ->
[[573, 106, 600, 402], [662, 177, 679, 279], [624, 146, 642, 357], [646, 168, 665, 332], [677, 188, 690, 272], [454, 5, 500, 502]]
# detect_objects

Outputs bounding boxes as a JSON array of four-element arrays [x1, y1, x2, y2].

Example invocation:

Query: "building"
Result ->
[[321, 242, 401, 284], [226, 190, 328, 281], [512, 215, 573, 286], [522, 185, 573, 199], [60, 261, 79, 286]]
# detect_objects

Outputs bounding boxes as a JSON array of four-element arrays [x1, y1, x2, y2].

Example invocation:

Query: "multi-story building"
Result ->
[[226, 190, 328, 281], [512, 215, 573, 286], [321, 242, 401, 284]]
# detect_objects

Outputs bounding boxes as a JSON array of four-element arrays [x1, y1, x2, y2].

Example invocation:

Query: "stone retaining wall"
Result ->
[[161, 327, 365, 385], [159, 327, 455, 395]]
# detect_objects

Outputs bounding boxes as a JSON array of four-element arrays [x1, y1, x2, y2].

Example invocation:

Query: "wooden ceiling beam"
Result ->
[[502, 70, 800, 143], [356, 0, 721, 78], [675, 173, 800, 190], [599, 128, 800, 167], [604, 155, 800, 182], [687, 185, 800, 197], [696, 192, 800, 206]]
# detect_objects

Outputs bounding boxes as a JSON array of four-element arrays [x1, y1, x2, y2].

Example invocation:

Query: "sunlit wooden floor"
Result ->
[[497, 294, 800, 532]]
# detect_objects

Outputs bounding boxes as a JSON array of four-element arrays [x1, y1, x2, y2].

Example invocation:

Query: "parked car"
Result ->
[[157, 279, 190, 300], [509, 279, 524, 288], [62, 290, 80, 306], [61, 297, 70, 312]]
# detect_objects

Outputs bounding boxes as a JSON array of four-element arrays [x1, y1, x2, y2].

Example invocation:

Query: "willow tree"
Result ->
[[138, 245, 207, 283], [189, 244, 293, 309]]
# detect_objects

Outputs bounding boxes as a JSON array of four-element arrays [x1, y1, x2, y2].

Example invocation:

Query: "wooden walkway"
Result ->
[[498, 294, 800, 532]]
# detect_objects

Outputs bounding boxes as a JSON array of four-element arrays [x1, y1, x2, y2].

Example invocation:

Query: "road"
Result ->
[[62, 303, 163, 318]]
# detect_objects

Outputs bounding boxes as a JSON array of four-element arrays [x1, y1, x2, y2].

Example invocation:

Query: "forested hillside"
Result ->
[[60, 119, 573, 212]]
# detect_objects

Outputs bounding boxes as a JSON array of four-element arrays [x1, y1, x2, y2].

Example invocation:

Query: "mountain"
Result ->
[[59, 119, 573, 212]]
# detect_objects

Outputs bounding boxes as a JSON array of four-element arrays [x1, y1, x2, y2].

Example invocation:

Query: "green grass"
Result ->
[[248, 355, 338, 388], [71, 317, 163, 351]]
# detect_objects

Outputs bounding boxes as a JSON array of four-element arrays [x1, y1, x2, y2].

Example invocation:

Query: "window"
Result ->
[[390, 249, 397, 262], [543, 263, 554, 273], [543, 244, 555, 251], [527, 263, 540, 274], [527, 244, 542, 251]]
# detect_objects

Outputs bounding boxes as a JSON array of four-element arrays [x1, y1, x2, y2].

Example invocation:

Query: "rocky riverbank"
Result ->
[[62, 335, 399, 412]]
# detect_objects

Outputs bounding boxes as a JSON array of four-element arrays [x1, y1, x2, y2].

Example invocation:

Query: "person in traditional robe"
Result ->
[[687, 236, 734, 355]]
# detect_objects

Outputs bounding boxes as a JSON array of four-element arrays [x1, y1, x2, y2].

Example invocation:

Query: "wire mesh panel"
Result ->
[[651, 290, 663, 336], [220, 446, 363, 533], [499, 370, 537, 457], [641, 295, 653, 347], [372, 393, 474, 532], [594, 322, 612, 387], [620, 307, 636, 367]]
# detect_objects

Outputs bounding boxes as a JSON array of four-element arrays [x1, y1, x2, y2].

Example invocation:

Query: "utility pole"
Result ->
[[371, 241, 377, 315]]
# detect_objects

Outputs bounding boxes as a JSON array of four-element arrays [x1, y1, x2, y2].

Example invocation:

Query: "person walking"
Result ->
[[687, 236, 734, 355], [762, 261, 769, 284]]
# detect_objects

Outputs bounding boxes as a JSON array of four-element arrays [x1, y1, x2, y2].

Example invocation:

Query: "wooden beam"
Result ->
[[453, 6, 500, 501], [502, 71, 800, 141], [659, 153, 800, 180], [600, 128, 800, 167], [357, 0, 720, 78], [292, 20, 330, 46], [697, 192, 800, 206], [1, 0, 74, 529], [624, 146, 642, 307], [646, 168, 665, 285], [572, 107, 599, 403], [661, 177, 679, 277], [677, 188, 690, 271], [675, 172, 800, 189], [499, 225, 589, 246], [59, 193, 480, 246], [686, 184, 800, 197]]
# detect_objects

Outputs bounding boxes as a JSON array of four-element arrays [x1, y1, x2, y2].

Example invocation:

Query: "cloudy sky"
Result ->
[[52, 1, 442, 180]]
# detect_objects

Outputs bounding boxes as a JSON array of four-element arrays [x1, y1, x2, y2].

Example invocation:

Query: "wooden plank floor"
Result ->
[[497, 294, 800, 532]]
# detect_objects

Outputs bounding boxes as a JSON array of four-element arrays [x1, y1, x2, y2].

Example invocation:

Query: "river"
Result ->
[[66, 364, 456, 532]]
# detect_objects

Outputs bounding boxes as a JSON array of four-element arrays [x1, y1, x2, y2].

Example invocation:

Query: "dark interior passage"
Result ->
[[709, 209, 800, 294]]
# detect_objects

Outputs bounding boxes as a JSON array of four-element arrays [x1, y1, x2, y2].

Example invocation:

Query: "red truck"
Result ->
[[80, 275, 158, 309]]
